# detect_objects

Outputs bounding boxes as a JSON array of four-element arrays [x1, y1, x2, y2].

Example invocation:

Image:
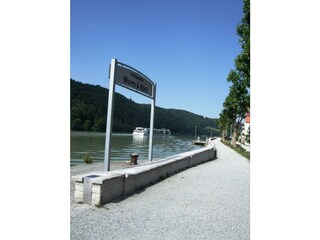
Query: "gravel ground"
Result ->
[[70, 139, 250, 240]]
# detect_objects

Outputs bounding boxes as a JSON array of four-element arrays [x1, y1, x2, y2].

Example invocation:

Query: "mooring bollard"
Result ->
[[130, 153, 139, 165]]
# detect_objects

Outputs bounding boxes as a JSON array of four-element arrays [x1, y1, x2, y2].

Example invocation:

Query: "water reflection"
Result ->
[[132, 135, 146, 146], [71, 131, 202, 165]]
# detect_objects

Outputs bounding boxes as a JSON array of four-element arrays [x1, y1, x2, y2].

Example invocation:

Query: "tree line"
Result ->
[[71, 79, 219, 136], [217, 0, 250, 146]]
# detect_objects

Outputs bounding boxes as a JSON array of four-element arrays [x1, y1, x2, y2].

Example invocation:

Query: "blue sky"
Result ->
[[71, 0, 243, 118]]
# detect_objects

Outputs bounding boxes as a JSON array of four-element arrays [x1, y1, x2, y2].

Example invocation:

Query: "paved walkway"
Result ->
[[70, 139, 250, 240]]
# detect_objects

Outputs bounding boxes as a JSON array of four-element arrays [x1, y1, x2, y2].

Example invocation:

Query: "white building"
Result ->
[[241, 112, 250, 145]]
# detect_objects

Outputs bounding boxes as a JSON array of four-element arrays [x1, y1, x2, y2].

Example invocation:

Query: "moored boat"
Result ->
[[133, 127, 147, 135], [132, 127, 171, 135]]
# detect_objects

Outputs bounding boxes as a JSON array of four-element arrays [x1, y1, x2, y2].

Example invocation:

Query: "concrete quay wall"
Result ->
[[73, 141, 217, 206]]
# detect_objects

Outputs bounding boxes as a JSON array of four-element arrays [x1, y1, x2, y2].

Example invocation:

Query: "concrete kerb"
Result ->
[[72, 142, 217, 206]]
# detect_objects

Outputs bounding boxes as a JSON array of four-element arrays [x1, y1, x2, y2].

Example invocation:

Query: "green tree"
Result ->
[[223, 70, 249, 146], [83, 120, 92, 131], [92, 117, 105, 131], [217, 109, 232, 141], [236, 0, 250, 89], [220, 0, 250, 147], [245, 126, 250, 144], [71, 118, 82, 130]]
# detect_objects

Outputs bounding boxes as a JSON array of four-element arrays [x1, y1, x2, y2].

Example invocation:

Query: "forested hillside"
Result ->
[[71, 79, 220, 136]]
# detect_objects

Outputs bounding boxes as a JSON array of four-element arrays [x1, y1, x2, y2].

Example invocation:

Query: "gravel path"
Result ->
[[70, 139, 250, 240]]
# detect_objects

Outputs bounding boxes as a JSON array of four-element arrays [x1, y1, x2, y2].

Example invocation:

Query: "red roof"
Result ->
[[245, 115, 250, 123]]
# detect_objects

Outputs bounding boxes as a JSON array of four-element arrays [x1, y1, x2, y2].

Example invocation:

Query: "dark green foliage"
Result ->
[[83, 154, 93, 164], [217, 109, 233, 140], [70, 79, 219, 135], [218, 0, 250, 147], [236, 0, 250, 89], [245, 126, 250, 144]]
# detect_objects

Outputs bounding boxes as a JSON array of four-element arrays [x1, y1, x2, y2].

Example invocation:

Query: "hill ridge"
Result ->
[[71, 79, 219, 135]]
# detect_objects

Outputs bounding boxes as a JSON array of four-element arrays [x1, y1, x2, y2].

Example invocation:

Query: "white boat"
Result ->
[[133, 127, 147, 135], [132, 127, 171, 135]]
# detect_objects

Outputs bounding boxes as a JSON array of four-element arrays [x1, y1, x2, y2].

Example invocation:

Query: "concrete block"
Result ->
[[97, 174, 125, 205], [72, 145, 218, 205], [91, 192, 101, 205], [92, 185, 101, 194], [75, 183, 83, 193], [74, 191, 83, 202]]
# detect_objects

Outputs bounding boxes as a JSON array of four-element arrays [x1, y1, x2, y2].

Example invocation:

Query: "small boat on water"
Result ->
[[192, 137, 207, 146], [133, 127, 171, 136], [133, 127, 147, 135]]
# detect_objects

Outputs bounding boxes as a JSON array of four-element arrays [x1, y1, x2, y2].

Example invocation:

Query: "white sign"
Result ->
[[104, 59, 156, 171], [115, 63, 154, 99]]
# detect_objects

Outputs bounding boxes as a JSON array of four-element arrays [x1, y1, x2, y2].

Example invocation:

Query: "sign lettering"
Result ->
[[115, 64, 154, 99]]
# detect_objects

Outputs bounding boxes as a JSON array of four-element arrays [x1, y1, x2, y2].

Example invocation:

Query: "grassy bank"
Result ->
[[221, 141, 250, 160]]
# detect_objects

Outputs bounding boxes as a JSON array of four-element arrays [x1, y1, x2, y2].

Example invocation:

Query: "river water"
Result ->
[[70, 131, 203, 165]]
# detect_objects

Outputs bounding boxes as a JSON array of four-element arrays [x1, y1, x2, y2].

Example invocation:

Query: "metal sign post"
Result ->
[[104, 58, 117, 171], [104, 58, 156, 171], [148, 83, 156, 161]]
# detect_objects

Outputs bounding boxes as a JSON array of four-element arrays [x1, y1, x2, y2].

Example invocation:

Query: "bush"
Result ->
[[83, 154, 93, 164]]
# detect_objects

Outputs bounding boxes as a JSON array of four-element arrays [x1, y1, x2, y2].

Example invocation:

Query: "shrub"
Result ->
[[83, 154, 93, 164]]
